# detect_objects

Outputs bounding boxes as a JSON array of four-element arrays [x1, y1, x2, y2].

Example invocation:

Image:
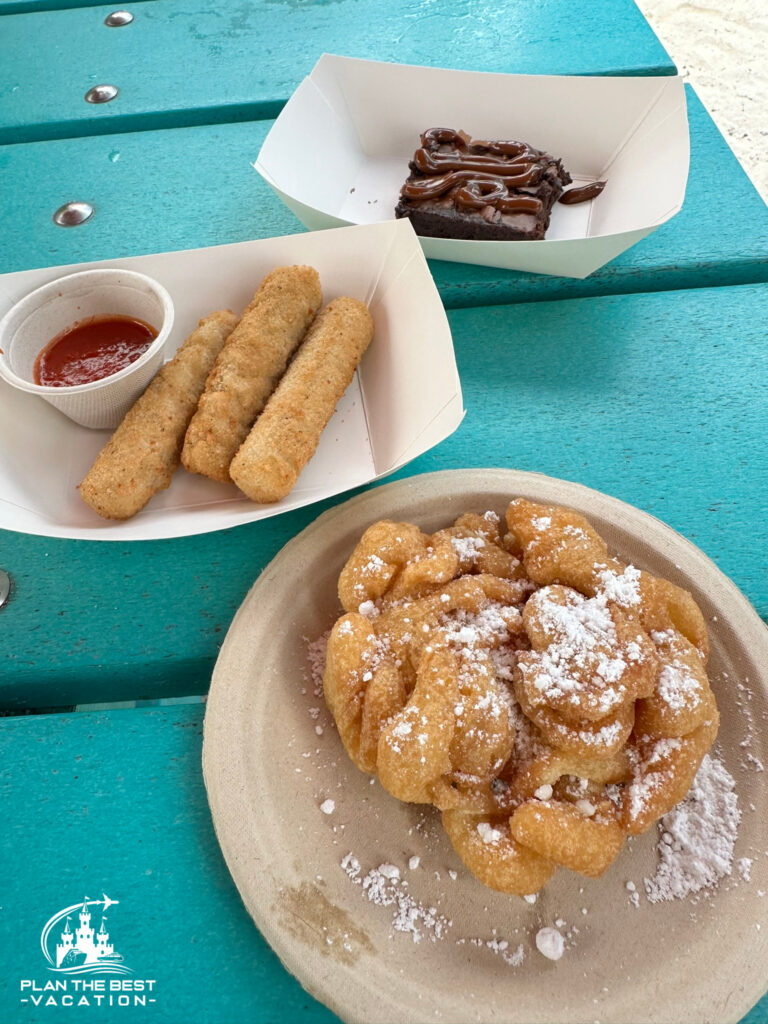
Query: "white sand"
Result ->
[[638, 0, 767, 201]]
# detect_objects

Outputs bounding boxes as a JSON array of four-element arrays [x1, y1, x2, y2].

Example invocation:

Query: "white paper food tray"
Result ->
[[0, 220, 463, 541], [254, 56, 690, 279]]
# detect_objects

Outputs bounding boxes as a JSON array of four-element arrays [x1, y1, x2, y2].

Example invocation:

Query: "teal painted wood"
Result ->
[[1, 283, 766, 710], [1, 88, 766, 304], [0, 0, 111, 12], [1, 705, 766, 1023], [0, 0, 675, 145], [0, 706, 341, 1024]]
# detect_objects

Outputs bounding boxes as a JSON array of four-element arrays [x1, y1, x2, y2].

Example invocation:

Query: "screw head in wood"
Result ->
[[105, 10, 134, 26], [53, 201, 94, 227], [85, 84, 119, 104]]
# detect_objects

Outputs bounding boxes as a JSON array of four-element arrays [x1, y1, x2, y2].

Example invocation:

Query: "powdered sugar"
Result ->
[[342, 855, 451, 943], [451, 535, 486, 561], [656, 659, 703, 710], [306, 631, 330, 697], [625, 880, 640, 908], [624, 737, 683, 823], [596, 565, 641, 607], [521, 588, 631, 716], [342, 851, 533, 968], [463, 936, 525, 967], [535, 927, 565, 960], [738, 857, 753, 882], [477, 822, 504, 844], [644, 754, 741, 903]]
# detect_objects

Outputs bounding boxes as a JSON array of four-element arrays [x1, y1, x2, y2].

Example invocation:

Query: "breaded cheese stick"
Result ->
[[78, 310, 238, 520], [230, 296, 373, 503], [181, 265, 322, 482]]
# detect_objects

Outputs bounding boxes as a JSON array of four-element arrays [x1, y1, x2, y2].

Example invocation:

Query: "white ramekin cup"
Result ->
[[0, 269, 175, 429]]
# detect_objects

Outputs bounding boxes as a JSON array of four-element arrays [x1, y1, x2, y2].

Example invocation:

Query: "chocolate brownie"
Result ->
[[394, 128, 572, 242]]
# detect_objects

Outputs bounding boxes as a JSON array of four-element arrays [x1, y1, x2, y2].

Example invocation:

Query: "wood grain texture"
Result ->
[[0, 705, 341, 1024], [0, 0, 674, 144], [0, 704, 765, 1023], [0, 89, 765, 304], [1, 283, 765, 709]]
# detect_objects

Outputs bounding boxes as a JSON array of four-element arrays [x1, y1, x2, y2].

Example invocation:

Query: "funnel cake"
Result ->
[[323, 500, 719, 895]]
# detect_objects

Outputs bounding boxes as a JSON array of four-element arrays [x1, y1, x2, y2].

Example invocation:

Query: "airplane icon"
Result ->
[[100, 894, 119, 912]]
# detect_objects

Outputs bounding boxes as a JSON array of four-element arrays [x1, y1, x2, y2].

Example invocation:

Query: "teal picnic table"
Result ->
[[1, 2, 767, 1022]]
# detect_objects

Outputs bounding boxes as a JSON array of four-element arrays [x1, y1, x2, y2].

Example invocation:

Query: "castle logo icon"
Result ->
[[40, 895, 132, 976]]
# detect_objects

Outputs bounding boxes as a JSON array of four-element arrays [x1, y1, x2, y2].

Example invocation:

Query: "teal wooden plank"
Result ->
[[0, 0, 674, 145], [0, 706, 340, 1024], [1, 283, 766, 709], [1, 705, 766, 1023], [0, 88, 766, 303], [0, 0, 114, 12]]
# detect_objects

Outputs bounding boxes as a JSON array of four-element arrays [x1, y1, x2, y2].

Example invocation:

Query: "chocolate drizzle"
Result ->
[[398, 128, 569, 224], [402, 170, 543, 208], [558, 181, 607, 205]]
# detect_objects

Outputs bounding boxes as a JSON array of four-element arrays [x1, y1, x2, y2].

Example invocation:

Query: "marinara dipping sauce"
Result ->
[[34, 315, 158, 387]]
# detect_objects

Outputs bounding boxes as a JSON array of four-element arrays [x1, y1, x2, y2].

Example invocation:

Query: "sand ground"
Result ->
[[637, 0, 767, 201]]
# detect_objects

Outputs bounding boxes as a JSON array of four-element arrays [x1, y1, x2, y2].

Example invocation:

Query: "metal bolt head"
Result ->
[[85, 84, 119, 104], [0, 570, 10, 610], [104, 10, 134, 26], [53, 201, 94, 227]]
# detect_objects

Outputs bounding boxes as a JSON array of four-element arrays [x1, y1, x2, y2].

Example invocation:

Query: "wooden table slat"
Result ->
[[0, 0, 675, 144], [1, 704, 766, 1023], [1, 282, 766, 710]]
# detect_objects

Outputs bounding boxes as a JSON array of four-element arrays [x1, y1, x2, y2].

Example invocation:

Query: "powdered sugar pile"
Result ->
[[341, 854, 451, 943], [644, 753, 741, 903]]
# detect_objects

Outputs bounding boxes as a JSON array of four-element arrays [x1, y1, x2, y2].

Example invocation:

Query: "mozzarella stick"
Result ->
[[181, 265, 322, 482], [230, 296, 373, 503], [78, 310, 238, 520]]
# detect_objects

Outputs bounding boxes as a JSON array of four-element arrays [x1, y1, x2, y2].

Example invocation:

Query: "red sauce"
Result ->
[[34, 315, 158, 387]]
